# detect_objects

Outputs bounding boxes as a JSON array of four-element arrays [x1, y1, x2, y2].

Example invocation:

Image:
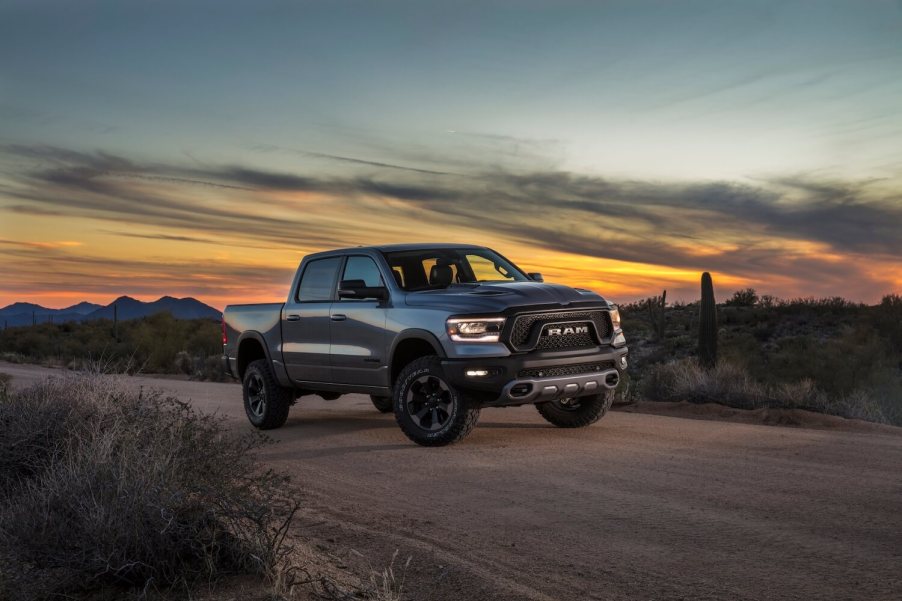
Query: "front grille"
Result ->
[[518, 360, 616, 379], [508, 310, 613, 351], [534, 328, 595, 351]]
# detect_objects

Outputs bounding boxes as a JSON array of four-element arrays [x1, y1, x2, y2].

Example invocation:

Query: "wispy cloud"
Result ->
[[1, 143, 899, 304], [248, 144, 459, 176]]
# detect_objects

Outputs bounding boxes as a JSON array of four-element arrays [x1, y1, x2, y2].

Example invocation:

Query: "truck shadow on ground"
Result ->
[[256, 412, 560, 460]]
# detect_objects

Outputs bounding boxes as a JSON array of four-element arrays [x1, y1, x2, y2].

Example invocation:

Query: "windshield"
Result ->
[[382, 247, 530, 291]]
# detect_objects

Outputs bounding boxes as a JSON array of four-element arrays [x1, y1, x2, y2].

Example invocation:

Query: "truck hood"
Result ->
[[403, 281, 609, 313]]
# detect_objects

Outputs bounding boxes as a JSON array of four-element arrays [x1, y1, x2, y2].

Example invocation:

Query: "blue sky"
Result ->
[[1, 0, 901, 306]]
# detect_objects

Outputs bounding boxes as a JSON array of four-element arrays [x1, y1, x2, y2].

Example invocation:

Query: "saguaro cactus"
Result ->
[[647, 289, 667, 340], [698, 272, 717, 368]]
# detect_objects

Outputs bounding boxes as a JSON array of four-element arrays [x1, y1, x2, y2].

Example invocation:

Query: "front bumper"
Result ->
[[442, 345, 628, 407]]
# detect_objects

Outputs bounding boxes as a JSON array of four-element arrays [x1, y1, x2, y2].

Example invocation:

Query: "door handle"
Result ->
[[286, 314, 301, 321], [330, 314, 347, 321]]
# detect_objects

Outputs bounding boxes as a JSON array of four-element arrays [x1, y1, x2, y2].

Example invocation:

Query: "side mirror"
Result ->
[[528, 272, 544, 282], [338, 279, 388, 300]]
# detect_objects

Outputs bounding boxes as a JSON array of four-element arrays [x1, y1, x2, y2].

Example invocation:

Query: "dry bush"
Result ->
[[174, 350, 193, 375], [0, 373, 300, 600]]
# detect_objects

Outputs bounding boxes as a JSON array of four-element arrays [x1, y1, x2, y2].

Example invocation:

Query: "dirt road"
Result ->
[[4, 362, 901, 600]]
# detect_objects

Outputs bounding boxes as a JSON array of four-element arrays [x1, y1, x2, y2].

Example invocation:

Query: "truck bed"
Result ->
[[223, 303, 283, 349]]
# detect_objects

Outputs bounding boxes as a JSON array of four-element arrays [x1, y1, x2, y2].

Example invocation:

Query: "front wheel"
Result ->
[[536, 390, 614, 428], [393, 356, 480, 446], [243, 359, 292, 430]]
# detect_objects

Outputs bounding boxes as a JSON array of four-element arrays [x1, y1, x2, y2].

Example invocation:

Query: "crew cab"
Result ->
[[222, 244, 628, 446]]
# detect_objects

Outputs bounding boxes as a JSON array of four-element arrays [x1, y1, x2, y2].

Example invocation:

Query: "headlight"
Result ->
[[446, 317, 505, 343], [609, 307, 621, 330]]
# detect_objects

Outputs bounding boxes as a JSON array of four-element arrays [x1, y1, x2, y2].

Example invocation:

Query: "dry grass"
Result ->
[[643, 358, 897, 424], [358, 550, 411, 601], [0, 372, 302, 600]]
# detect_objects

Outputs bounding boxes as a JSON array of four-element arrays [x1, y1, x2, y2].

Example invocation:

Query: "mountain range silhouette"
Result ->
[[0, 296, 221, 327]]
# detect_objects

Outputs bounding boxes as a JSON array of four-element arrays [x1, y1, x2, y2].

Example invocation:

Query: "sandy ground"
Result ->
[[3, 361, 902, 600]]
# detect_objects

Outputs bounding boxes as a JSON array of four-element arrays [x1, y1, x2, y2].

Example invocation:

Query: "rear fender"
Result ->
[[236, 331, 292, 387]]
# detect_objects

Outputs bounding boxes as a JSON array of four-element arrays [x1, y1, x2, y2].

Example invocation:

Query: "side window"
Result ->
[[342, 256, 384, 288], [297, 257, 342, 302]]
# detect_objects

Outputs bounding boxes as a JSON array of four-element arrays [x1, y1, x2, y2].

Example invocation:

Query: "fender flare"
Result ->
[[389, 329, 447, 362], [235, 331, 273, 378]]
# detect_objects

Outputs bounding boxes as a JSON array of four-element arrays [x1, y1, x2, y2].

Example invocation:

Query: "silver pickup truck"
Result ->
[[222, 243, 628, 446]]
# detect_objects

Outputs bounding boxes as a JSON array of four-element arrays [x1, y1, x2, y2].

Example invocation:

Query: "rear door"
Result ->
[[282, 256, 341, 383], [330, 255, 390, 387]]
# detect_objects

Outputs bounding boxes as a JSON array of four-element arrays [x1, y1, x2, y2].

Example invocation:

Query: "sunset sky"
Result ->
[[1, 0, 901, 309]]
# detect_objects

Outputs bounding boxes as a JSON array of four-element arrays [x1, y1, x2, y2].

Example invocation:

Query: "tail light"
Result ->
[[221, 317, 227, 345]]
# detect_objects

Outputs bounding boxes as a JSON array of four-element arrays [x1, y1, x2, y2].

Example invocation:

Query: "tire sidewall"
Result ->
[[394, 364, 462, 443], [242, 363, 268, 427]]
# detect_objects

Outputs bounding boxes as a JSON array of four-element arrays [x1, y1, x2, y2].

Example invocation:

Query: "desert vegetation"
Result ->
[[0, 312, 224, 380], [2, 290, 900, 427], [622, 289, 902, 426], [0, 372, 304, 600], [0, 371, 414, 601]]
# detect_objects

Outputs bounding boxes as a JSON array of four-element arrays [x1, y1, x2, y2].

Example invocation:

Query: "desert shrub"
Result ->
[[642, 358, 772, 409], [174, 349, 193, 375], [725, 288, 759, 307], [0, 313, 221, 379], [203, 355, 226, 382], [0, 373, 299, 600], [0, 351, 26, 364]]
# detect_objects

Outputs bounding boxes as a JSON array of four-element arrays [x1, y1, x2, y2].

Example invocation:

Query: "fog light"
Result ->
[[466, 369, 498, 378], [620, 356, 628, 369]]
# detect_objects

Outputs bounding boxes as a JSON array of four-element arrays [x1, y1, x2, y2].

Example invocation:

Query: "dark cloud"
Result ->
[[210, 166, 324, 191], [5, 204, 64, 216], [101, 230, 287, 251]]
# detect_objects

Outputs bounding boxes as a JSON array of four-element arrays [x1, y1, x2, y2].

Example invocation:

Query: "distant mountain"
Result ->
[[0, 302, 55, 317], [0, 297, 221, 327], [63, 301, 103, 315]]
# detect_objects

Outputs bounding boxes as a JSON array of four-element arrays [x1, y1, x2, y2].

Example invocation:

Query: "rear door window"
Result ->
[[297, 257, 342, 302]]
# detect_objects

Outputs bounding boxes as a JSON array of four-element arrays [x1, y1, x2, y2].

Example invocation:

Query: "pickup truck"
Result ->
[[222, 243, 628, 446]]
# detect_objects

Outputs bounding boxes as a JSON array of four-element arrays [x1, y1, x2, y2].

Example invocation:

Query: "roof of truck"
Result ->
[[323, 243, 489, 254]]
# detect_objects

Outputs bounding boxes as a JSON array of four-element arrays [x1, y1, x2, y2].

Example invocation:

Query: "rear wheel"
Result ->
[[370, 395, 393, 413], [243, 359, 292, 430], [536, 390, 614, 428], [394, 356, 480, 446]]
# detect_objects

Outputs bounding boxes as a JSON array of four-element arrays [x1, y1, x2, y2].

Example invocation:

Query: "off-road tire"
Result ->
[[370, 395, 393, 413], [536, 389, 615, 428], [243, 359, 292, 430], [394, 356, 480, 446]]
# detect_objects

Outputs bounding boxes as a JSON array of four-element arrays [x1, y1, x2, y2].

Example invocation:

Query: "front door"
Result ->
[[330, 255, 389, 387], [282, 256, 342, 384]]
